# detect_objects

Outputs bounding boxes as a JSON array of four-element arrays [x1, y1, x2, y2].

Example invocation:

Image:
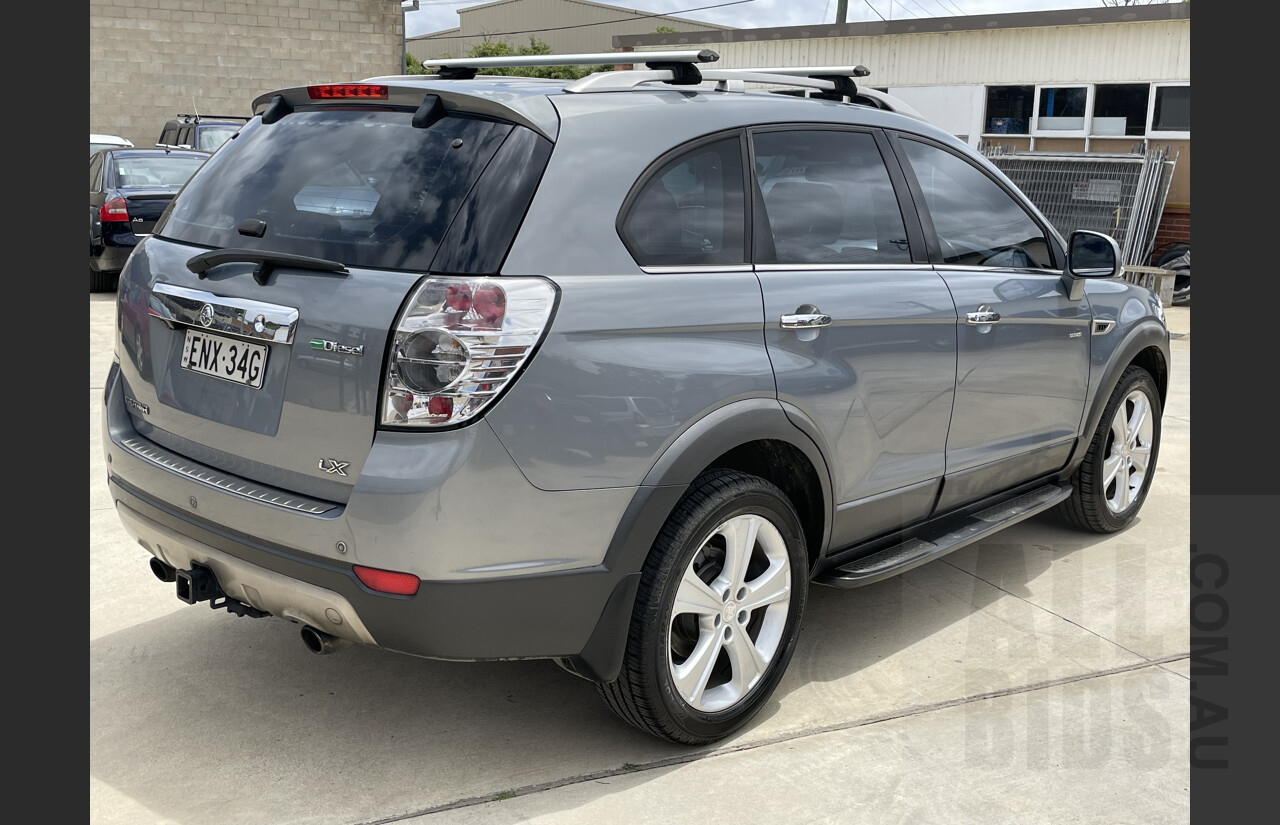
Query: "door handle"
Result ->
[[966, 305, 1001, 325], [780, 313, 832, 329]]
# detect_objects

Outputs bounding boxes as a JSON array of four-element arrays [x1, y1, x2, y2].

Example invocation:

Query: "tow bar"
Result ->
[[155, 559, 270, 618]]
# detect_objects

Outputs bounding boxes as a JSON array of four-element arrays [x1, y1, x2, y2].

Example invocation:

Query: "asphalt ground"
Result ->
[[90, 293, 1191, 825]]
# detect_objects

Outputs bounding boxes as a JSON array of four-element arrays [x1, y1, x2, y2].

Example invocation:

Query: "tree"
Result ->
[[409, 37, 613, 79], [655, 26, 678, 33], [405, 52, 429, 75]]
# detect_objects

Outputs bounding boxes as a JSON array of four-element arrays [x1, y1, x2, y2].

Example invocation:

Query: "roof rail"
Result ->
[[175, 113, 249, 121], [564, 64, 860, 93], [422, 49, 719, 81], [564, 62, 927, 121]]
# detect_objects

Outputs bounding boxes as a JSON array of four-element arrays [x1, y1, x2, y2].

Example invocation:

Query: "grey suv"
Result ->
[[101, 51, 1169, 745]]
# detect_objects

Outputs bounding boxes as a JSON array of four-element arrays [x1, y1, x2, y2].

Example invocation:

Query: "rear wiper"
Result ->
[[186, 248, 349, 286]]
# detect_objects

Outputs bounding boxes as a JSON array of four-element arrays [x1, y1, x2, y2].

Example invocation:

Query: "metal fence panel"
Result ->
[[980, 145, 1178, 267]]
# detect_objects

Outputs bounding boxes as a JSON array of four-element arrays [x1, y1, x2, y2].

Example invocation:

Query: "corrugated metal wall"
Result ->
[[631, 21, 1190, 87], [409, 0, 730, 61]]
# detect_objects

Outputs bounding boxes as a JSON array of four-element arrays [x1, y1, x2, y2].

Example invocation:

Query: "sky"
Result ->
[[403, 0, 1128, 40]]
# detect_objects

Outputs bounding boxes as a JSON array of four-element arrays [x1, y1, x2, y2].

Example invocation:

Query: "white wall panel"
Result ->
[[635, 21, 1190, 86]]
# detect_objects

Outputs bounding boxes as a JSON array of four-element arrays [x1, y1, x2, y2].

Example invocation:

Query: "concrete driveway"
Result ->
[[90, 293, 1191, 825]]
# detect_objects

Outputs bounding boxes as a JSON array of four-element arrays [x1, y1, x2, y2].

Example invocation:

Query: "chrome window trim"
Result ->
[[150, 283, 299, 344], [754, 263, 935, 273], [640, 265, 753, 274], [931, 265, 1062, 275]]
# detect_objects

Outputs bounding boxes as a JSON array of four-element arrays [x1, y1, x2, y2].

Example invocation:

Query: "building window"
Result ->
[[1092, 84, 1149, 137], [985, 86, 1032, 134], [1151, 84, 1190, 134], [1035, 86, 1088, 133]]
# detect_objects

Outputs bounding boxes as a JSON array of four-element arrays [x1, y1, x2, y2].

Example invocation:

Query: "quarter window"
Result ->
[[752, 129, 910, 265], [619, 137, 746, 267], [1091, 84, 1149, 137], [899, 139, 1054, 269]]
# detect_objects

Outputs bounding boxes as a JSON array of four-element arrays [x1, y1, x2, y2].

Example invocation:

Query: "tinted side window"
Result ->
[[619, 136, 745, 266], [90, 153, 103, 190], [752, 129, 910, 265], [899, 139, 1053, 268]]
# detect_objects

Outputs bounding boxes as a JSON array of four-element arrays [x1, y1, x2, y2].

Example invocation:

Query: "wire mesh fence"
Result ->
[[979, 143, 1179, 268]]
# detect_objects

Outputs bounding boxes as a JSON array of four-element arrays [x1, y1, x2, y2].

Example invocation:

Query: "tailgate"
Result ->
[[116, 237, 419, 502]]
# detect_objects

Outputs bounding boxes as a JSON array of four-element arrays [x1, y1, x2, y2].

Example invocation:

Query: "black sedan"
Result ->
[[90, 147, 208, 292]]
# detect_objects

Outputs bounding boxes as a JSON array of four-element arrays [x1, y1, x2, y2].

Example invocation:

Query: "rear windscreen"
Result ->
[[155, 109, 514, 272], [114, 155, 207, 188]]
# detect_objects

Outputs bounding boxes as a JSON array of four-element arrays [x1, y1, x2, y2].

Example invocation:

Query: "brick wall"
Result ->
[[1151, 206, 1191, 263], [90, 0, 404, 148]]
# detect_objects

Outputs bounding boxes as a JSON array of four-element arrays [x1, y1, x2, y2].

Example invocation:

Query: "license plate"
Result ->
[[181, 329, 268, 388]]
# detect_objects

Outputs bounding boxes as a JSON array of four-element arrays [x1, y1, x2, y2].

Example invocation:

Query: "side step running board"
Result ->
[[815, 484, 1071, 588]]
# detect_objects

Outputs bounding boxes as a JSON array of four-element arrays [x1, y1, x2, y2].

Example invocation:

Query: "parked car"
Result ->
[[156, 113, 249, 153], [90, 133, 132, 155], [90, 146, 208, 292], [100, 52, 1169, 746]]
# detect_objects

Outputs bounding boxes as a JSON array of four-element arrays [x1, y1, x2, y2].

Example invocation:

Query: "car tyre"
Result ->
[[1057, 365, 1162, 533], [597, 469, 808, 745]]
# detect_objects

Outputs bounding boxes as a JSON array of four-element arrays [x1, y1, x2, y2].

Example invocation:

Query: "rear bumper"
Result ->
[[101, 361, 641, 675], [109, 480, 632, 666], [92, 241, 133, 273]]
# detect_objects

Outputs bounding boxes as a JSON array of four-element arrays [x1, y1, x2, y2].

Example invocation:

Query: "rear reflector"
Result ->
[[308, 84, 389, 100], [353, 564, 420, 596]]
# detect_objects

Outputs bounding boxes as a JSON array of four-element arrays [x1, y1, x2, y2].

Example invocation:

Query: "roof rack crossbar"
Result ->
[[565, 68, 852, 96], [175, 113, 249, 120], [718, 66, 871, 79], [423, 49, 718, 71]]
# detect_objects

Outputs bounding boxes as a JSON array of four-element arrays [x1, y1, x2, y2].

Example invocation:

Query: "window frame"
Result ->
[[745, 123, 928, 267], [1031, 84, 1093, 138], [1148, 82, 1191, 138], [984, 81, 1189, 141], [887, 131, 1065, 271], [983, 85, 1035, 137], [615, 128, 752, 270]]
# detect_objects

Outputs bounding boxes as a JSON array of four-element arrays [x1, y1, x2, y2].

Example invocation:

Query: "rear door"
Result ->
[[889, 134, 1090, 511], [750, 127, 958, 546]]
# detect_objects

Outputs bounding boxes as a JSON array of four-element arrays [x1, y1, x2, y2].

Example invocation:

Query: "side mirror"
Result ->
[[1063, 230, 1121, 301], [1067, 230, 1121, 278]]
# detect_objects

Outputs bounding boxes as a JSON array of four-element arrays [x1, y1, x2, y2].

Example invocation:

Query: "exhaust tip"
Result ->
[[300, 625, 352, 655], [150, 557, 177, 582]]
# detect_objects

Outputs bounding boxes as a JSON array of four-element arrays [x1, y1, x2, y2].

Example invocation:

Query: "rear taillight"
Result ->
[[100, 197, 129, 222], [381, 276, 556, 428]]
